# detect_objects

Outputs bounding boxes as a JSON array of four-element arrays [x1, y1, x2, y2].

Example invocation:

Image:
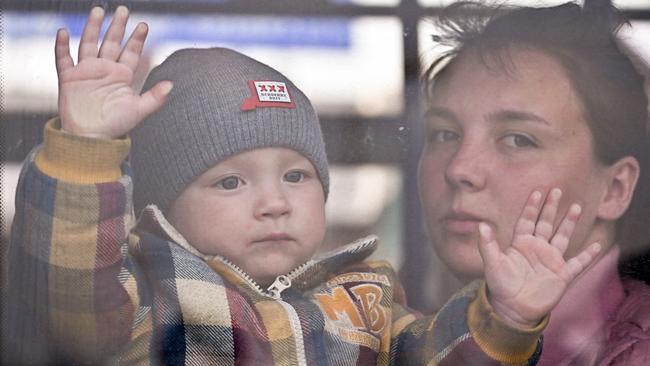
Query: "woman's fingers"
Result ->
[[98, 5, 129, 60], [78, 6, 105, 62], [55, 28, 74, 75], [118, 22, 149, 71]]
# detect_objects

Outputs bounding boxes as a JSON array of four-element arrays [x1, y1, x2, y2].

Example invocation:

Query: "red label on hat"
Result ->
[[240, 80, 296, 111]]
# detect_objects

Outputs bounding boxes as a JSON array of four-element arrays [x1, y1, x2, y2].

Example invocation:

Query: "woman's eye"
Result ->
[[429, 130, 459, 143], [284, 171, 305, 183], [502, 134, 537, 148], [215, 176, 242, 190]]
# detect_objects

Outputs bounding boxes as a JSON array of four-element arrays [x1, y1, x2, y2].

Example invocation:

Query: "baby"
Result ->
[[4, 5, 600, 365]]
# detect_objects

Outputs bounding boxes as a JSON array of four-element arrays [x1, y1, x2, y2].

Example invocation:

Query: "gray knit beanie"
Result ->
[[131, 47, 329, 214]]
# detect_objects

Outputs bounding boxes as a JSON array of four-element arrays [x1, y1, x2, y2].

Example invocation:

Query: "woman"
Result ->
[[417, 1, 650, 365]]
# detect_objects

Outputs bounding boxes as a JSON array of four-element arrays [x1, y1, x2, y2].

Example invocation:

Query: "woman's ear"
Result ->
[[597, 156, 640, 220]]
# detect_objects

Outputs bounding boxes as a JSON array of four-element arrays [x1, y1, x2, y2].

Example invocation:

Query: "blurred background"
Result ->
[[1, 0, 649, 312]]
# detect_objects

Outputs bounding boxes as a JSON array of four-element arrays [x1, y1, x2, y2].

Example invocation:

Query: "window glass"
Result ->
[[2, 0, 650, 316], [419, 0, 650, 9], [2, 9, 405, 268], [333, 0, 400, 5], [3, 12, 403, 118]]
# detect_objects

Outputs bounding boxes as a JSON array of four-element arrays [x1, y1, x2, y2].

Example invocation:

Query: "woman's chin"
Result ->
[[435, 241, 486, 282]]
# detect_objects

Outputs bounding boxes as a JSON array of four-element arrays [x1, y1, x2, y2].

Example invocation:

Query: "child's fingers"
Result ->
[[137, 81, 173, 121], [534, 188, 561, 241], [98, 5, 129, 61], [550, 203, 581, 254], [78, 6, 105, 62], [477, 222, 501, 270], [565, 242, 601, 280], [514, 190, 543, 237], [118, 22, 149, 71], [55, 28, 74, 75]]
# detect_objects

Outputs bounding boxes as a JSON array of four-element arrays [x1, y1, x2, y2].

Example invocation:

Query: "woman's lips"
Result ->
[[443, 212, 484, 234], [445, 218, 481, 234]]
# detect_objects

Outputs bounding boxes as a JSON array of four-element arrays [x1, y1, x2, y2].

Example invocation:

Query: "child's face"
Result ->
[[167, 147, 327, 287]]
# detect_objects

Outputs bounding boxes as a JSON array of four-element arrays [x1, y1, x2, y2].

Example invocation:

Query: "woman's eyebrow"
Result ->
[[425, 107, 550, 127], [488, 109, 551, 126], [424, 107, 458, 123]]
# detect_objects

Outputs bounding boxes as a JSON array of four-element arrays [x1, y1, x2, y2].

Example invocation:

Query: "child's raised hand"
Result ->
[[479, 188, 601, 329], [56, 6, 172, 139]]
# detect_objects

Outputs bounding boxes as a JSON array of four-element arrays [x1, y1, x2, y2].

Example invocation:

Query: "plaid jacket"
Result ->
[[4, 119, 544, 365]]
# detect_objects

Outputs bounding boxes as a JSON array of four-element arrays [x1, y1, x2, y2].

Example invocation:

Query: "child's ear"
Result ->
[[597, 156, 640, 220]]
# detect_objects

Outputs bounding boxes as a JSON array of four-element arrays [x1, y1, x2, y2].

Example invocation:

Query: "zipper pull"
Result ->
[[267, 275, 292, 299]]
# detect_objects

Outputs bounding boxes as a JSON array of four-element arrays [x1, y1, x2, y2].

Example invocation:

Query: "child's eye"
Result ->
[[284, 171, 305, 183], [429, 129, 459, 143], [214, 176, 243, 190], [502, 134, 537, 148]]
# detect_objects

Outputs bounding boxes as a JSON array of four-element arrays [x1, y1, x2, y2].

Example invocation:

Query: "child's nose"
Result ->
[[254, 186, 291, 219]]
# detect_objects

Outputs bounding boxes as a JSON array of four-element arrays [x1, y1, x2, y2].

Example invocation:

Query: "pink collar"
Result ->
[[537, 246, 625, 365]]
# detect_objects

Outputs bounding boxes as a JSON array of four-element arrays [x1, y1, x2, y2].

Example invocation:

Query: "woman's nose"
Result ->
[[444, 142, 488, 191]]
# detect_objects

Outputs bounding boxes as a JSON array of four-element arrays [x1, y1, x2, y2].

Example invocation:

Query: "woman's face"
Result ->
[[418, 48, 613, 281]]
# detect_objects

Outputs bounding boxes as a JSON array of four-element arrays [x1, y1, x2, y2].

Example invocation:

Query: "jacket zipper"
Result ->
[[278, 301, 308, 366], [208, 235, 377, 299], [215, 257, 313, 299], [153, 205, 373, 364], [215, 258, 310, 365], [217, 235, 377, 365]]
